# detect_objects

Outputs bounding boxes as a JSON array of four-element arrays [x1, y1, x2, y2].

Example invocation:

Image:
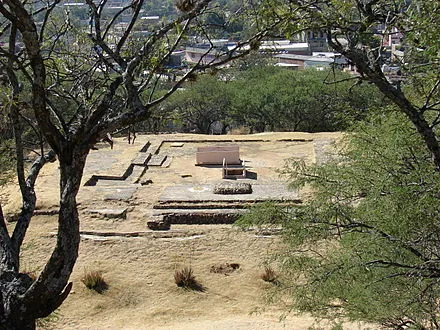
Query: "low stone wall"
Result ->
[[196, 145, 241, 165], [163, 212, 241, 224]]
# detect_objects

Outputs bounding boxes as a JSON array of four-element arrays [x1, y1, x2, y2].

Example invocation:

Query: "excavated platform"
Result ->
[[158, 183, 299, 203]]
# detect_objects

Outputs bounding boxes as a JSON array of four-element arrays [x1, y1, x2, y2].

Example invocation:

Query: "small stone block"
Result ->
[[147, 220, 170, 230]]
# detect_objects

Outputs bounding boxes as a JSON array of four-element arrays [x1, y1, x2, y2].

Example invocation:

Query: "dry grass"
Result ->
[[81, 270, 108, 293], [6, 133, 361, 329], [174, 266, 204, 291], [261, 266, 279, 285], [229, 126, 251, 135]]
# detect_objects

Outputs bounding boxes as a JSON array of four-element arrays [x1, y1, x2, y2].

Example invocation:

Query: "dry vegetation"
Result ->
[[1, 133, 371, 329]]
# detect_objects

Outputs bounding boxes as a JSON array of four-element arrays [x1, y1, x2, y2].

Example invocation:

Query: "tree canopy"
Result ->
[[237, 0, 440, 328], [163, 66, 385, 134]]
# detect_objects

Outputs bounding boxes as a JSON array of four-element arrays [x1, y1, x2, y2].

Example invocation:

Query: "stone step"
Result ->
[[139, 141, 151, 152], [162, 156, 173, 168], [87, 208, 127, 219], [152, 208, 248, 216], [153, 202, 255, 209], [155, 199, 301, 207], [145, 141, 162, 155], [130, 165, 147, 183]]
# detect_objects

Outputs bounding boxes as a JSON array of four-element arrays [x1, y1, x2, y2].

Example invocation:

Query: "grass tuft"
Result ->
[[174, 266, 204, 291], [261, 266, 279, 285], [81, 270, 108, 293]]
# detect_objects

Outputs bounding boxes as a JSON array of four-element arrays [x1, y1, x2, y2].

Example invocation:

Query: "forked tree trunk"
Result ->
[[0, 148, 88, 329]]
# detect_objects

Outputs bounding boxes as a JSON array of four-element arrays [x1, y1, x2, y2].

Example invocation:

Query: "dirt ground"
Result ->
[[0, 132, 374, 329]]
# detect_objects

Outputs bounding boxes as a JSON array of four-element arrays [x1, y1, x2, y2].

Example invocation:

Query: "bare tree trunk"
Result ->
[[21, 148, 87, 318]]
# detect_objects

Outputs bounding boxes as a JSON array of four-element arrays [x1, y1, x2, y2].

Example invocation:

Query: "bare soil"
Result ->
[[0, 132, 372, 329]]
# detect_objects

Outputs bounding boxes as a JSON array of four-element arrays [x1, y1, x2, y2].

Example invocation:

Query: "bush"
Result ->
[[174, 266, 204, 291], [81, 270, 108, 293]]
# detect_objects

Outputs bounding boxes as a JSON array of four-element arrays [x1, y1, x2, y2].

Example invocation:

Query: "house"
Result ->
[[274, 53, 347, 70]]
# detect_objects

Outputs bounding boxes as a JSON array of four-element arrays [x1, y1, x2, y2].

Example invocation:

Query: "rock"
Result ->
[[147, 219, 170, 230], [5, 213, 19, 223], [140, 179, 153, 186], [213, 182, 252, 195], [210, 263, 240, 275]]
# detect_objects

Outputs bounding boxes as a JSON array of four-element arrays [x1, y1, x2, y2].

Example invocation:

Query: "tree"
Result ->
[[0, 1, 280, 328], [230, 66, 384, 132], [302, 0, 440, 171], [276, 111, 440, 328], [167, 74, 232, 134], [162, 65, 384, 134], [236, 0, 440, 327]]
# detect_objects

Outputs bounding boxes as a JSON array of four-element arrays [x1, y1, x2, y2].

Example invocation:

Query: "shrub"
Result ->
[[81, 270, 108, 293], [174, 266, 204, 291]]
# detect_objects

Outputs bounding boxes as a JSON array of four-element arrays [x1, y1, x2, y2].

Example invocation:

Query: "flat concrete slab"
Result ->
[[148, 155, 167, 166], [158, 184, 299, 202], [132, 153, 151, 166], [103, 187, 138, 201], [130, 165, 146, 183]]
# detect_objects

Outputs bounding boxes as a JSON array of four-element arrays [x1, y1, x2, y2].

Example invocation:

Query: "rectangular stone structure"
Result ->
[[132, 152, 151, 166], [196, 145, 241, 165], [148, 155, 167, 166]]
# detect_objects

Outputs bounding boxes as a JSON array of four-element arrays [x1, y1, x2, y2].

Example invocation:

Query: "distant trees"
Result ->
[[230, 66, 384, 132], [165, 66, 385, 134], [167, 75, 232, 134]]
